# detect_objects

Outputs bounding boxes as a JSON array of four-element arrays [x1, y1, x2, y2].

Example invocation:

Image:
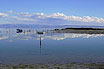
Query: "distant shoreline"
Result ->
[[53, 27, 104, 34], [55, 27, 104, 30]]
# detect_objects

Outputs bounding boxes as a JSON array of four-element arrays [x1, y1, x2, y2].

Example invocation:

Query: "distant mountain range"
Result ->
[[0, 24, 104, 29]]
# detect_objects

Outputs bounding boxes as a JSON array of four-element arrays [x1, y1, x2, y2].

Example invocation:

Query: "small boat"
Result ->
[[37, 31, 45, 34], [16, 29, 23, 33]]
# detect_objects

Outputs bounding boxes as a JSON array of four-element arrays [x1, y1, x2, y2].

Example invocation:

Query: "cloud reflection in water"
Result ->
[[0, 28, 104, 42]]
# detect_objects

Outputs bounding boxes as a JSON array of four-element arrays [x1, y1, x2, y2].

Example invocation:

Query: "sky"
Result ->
[[0, 0, 104, 25]]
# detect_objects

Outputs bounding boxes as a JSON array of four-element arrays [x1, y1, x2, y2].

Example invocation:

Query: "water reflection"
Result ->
[[0, 28, 104, 41], [0, 28, 104, 64]]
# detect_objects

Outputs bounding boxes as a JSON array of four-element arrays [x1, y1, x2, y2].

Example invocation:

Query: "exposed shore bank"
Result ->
[[0, 63, 104, 69]]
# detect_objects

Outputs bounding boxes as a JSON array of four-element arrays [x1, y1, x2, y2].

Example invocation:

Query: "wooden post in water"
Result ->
[[40, 35, 42, 55]]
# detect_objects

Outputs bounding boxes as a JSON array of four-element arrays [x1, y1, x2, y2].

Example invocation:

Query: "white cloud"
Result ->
[[11, 12, 104, 23], [12, 16, 36, 22], [1, 11, 104, 25], [0, 13, 8, 18]]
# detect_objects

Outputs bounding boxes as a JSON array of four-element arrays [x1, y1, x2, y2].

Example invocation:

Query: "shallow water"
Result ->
[[0, 28, 104, 64]]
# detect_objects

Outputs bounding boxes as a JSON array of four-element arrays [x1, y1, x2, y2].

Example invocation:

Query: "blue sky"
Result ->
[[0, 0, 104, 17], [0, 0, 104, 25]]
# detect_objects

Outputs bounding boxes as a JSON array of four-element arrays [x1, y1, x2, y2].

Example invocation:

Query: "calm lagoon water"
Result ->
[[0, 28, 104, 64]]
